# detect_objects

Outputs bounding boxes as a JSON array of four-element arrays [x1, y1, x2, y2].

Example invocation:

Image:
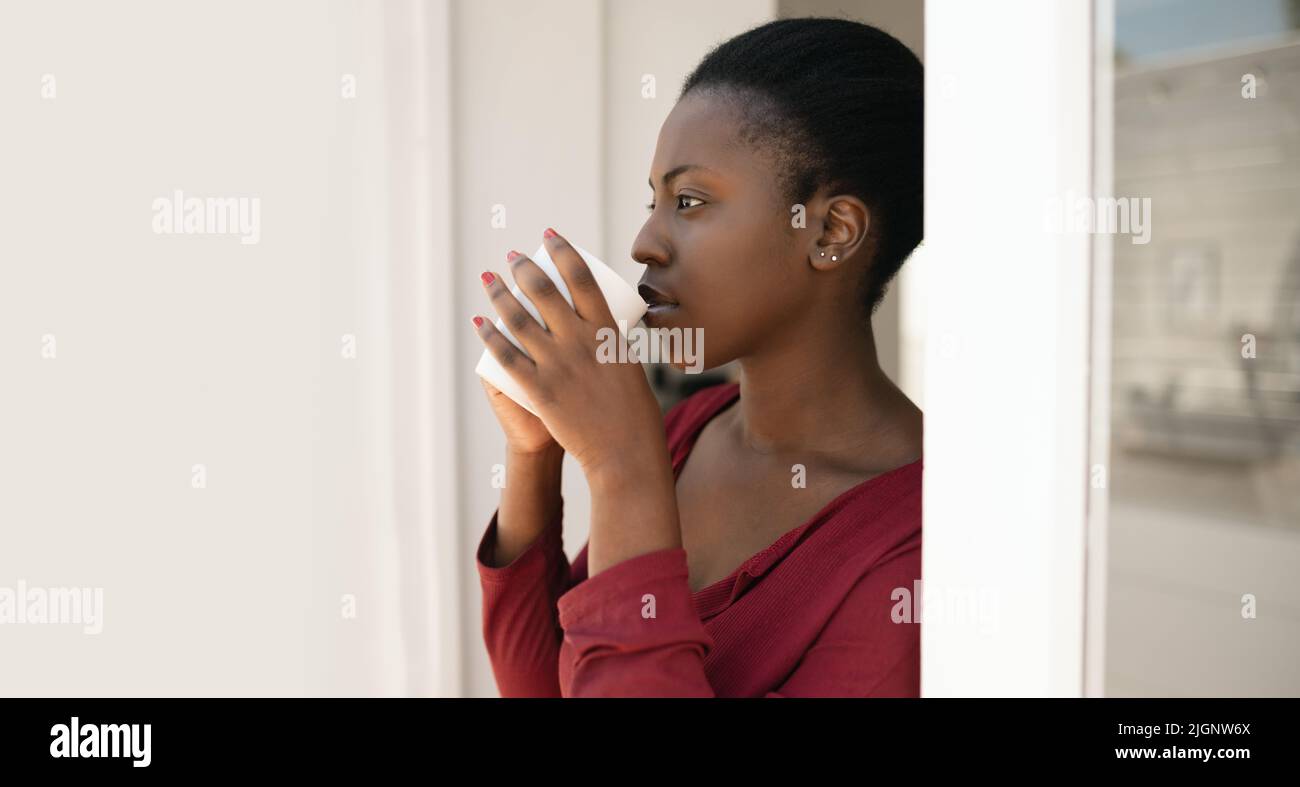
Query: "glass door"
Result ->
[[1097, 0, 1300, 696]]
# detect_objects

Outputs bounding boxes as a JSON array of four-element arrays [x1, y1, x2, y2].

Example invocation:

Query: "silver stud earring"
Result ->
[[831, 255, 837, 261], [819, 251, 825, 257]]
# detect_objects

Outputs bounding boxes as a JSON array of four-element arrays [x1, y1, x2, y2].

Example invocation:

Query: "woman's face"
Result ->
[[632, 89, 815, 372]]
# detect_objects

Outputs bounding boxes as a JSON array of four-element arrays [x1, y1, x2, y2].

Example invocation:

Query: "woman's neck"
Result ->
[[729, 318, 921, 468]]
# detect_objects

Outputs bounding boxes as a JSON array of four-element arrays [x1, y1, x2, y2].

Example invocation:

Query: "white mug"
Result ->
[[475, 241, 647, 417]]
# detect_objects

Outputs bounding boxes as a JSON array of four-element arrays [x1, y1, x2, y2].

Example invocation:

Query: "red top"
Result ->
[[475, 381, 922, 697]]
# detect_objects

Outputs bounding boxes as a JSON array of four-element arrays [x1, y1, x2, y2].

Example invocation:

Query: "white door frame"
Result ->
[[922, 0, 1098, 696]]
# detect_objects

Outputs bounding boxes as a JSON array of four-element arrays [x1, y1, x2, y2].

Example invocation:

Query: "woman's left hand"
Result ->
[[471, 228, 668, 487]]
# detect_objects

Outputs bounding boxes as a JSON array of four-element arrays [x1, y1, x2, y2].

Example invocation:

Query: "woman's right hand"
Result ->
[[479, 378, 560, 456], [481, 378, 563, 567]]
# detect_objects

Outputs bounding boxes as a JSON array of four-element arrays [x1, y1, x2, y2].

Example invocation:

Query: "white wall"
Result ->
[[0, 0, 461, 696]]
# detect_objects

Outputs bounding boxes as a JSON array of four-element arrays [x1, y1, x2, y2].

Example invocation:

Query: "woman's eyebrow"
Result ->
[[648, 163, 718, 190]]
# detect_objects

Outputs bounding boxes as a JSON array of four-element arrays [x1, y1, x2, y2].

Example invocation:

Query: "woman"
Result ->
[[470, 17, 924, 697]]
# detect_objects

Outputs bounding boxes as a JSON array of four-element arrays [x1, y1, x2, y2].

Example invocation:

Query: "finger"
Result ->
[[471, 313, 539, 392], [480, 268, 551, 361], [540, 228, 616, 326], [507, 250, 581, 339]]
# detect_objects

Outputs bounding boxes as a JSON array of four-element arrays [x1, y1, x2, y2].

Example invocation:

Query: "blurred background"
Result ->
[[0, 0, 1295, 697], [1104, 0, 1300, 695]]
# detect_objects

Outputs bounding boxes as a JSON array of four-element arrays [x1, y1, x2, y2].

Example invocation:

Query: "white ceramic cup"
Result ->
[[475, 241, 647, 417]]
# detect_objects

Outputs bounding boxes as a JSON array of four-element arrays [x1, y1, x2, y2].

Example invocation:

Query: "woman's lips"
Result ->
[[642, 301, 679, 325], [637, 282, 679, 324], [638, 282, 677, 306]]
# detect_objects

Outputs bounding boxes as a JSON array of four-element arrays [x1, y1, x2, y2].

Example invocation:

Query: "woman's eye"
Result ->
[[645, 195, 704, 212]]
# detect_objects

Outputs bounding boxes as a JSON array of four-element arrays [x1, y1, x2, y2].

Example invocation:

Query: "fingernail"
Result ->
[[506, 250, 521, 262], [472, 315, 484, 328], [481, 271, 495, 285], [543, 227, 557, 239]]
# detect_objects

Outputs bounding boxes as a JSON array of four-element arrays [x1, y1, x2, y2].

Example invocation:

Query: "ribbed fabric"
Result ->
[[476, 381, 923, 698]]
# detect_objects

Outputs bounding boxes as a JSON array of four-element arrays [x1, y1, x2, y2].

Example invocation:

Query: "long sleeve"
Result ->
[[556, 546, 716, 697], [764, 545, 921, 697], [555, 540, 922, 698], [475, 499, 570, 698]]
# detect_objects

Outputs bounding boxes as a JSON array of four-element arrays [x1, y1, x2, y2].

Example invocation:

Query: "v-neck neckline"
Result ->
[[671, 382, 921, 615]]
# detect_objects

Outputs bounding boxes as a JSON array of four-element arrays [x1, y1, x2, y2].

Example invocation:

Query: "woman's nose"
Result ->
[[631, 221, 669, 268]]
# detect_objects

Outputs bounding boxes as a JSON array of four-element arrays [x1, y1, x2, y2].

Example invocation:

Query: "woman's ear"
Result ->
[[809, 194, 871, 272]]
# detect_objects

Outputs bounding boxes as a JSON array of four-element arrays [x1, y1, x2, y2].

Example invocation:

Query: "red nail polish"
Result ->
[[481, 271, 495, 285], [472, 315, 483, 328], [506, 250, 520, 262], [543, 227, 557, 239]]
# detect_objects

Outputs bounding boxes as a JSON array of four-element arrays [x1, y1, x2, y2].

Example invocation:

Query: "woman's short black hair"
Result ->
[[680, 17, 923, 315]]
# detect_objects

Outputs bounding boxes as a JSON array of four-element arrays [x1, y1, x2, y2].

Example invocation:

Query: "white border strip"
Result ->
[[1085, 0, 1114, 700]]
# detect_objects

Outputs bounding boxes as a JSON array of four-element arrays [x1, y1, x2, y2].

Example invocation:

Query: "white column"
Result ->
[[922, 0, 1094, 696]]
